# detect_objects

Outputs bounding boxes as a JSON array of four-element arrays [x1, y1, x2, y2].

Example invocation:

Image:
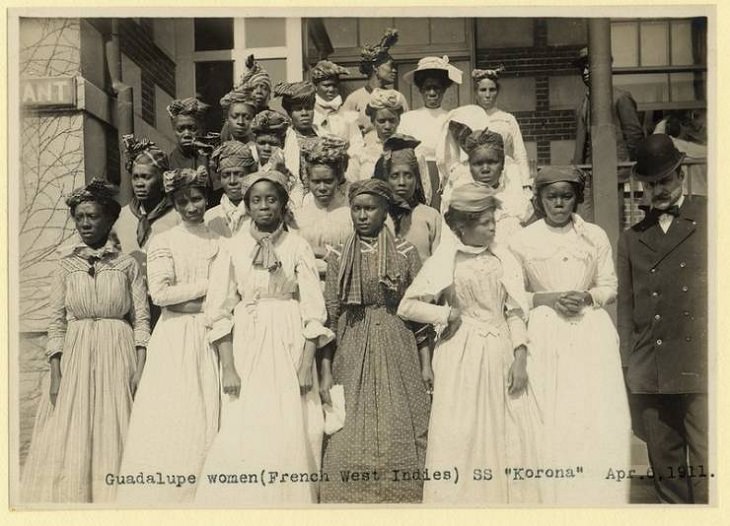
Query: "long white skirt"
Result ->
[[194, 298, 322, 506], [423, 317, 543, 505], [116, 309, 220, 504], [527, 305, 631, 505]]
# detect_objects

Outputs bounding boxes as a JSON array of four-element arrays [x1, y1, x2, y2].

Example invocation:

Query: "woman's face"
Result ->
[[387, 162, 417, 202], [227, 103, 255, 141], [475, 78, 499, 110], [172, 186, 207, 224], [255, 134, 284, 165], [131, 163, 163, 202], [540, 181, 577, 227], [247, 180, 284, 230], [308, 164, 339, 207], [468, 147, 504, 187], [73, 201, 113, 248], [173, 115, 199, 150], [375, 59, 397, 85], [290, 103, 315, 133], [315, 78, 339, 101], [219, 166, 252, 204], [419, 76, 446, 109], [459, 209, 496, 247], [251, 83, 271, 110], [351, 193, 388, 237], [372, 108, 400, 141]]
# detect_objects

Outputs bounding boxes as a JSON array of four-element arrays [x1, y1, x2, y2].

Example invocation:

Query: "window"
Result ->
[[610, 18, 706, 107]]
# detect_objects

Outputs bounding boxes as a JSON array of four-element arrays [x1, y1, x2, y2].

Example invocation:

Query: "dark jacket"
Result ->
[[617, 196, 707, 394], [573, 87, 645, 182]]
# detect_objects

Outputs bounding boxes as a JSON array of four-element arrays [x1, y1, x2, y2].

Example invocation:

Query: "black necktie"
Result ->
[[643, 205, 680, 223]]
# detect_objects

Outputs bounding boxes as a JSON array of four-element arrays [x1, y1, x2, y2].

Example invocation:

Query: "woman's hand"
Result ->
[[555, 291, 591, 317], [421, 363, 435, 395], [130, 368, 144, 399], [507, 346, 529, 395], [440, 307, 462, 342], [168, 297, 204, 314], [221, 363, 241, 399], [319, 366, 334, 406], [49, 369, 61, 407], [297, 340, 317, 396]]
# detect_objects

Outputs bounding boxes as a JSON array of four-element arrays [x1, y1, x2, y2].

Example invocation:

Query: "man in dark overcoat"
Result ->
[[617, 134, 708, 504]]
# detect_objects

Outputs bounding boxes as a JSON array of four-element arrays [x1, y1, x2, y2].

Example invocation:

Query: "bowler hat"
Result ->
[[633, 134, 686, 182]]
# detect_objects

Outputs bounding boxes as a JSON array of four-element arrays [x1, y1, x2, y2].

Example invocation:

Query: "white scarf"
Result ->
[[315, 94, 343, 114], [220, 193, 248, 233]]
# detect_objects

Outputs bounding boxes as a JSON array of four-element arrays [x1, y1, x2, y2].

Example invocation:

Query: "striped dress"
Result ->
[[20, 238, 150, 503]]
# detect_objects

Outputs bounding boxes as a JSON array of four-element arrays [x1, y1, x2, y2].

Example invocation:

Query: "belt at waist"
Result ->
[[69, 316, 126, 322], [460, 314, 507, 337]]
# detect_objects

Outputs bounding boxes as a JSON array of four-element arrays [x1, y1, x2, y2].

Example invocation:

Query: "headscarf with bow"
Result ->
[[250, 110, 291, 140], [166, 97, 209, 120], [448, 121, 505, 157], [359, 28, 399, 75], [162, 166, 210, 194], [236, 54, 272, 91], [211, 141, 257, 173], [338, 179, 401, 305], [310, 60, 350, 84], [122, 134, 169, 174]]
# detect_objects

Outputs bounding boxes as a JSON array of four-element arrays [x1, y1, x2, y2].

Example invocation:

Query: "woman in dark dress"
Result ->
[[319, 179, 432, 503]]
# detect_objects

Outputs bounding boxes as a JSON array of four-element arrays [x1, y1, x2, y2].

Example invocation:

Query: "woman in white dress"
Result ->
[[436, 67, 532, 197], [295, 135, 353, 280], [117, 167, 220, 504], [21, 180, 150, 503], [196, 170, 333, 505], [398, 182, 542, 504], [205, 141, 258, 238], [442, 122, 532, 244], [349, 88, 405, 183], [399, 55, 463, 207], [509, 167, 630, 504]]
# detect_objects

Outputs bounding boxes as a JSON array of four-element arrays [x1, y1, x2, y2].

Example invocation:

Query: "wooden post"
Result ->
[[589, 19, 620, 250]]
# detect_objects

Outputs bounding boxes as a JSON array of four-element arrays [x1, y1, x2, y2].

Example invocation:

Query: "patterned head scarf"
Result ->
[[303, 136, 350, 175], [65, 178, 120, 212], [162, 166, 210, 194], [250, 110, 291, 139], [211, 141, 257, 173], [273, 81, 316, 112], [219, 88, 256, 111], [449, 182, 502, 213], [122, 134, 169, 174], [166, 97, 209, 120], [448, 121, 505, 157], [310, 60, 349, 84], [365, 88, 405, 117], [236, 54, 272, 91], [471, 65, 506, 83], [360, 28, 399, 75], [348, 178, 394, 205]]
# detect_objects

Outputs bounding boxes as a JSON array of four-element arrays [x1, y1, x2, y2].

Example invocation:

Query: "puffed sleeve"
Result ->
[[296, 238, 335, 347], [397, 251, 451, 326], [323, 248, 342, 335], [616, 232, 634, 366], [45, 264, 68, 360], [126, 257, 151, 348], [508, 114, 532, 187], [146, 235, 209, 307], [205, 245, 241, 344], [588, 227, 618, 307]]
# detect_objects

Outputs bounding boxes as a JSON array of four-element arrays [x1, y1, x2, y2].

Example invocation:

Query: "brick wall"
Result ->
[[120, 19, 176, 125], [475, 18, 585, 164]]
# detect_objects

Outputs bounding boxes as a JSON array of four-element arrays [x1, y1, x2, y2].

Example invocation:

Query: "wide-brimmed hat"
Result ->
[[633, 134, 686, 182], [403, 56, 463, 85]]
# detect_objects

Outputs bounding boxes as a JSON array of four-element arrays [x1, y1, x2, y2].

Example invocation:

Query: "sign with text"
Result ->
[[21, 76, 77, 109]]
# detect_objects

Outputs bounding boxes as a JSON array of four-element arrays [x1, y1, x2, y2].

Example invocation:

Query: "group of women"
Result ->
[[21, 28, 630, 507]]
